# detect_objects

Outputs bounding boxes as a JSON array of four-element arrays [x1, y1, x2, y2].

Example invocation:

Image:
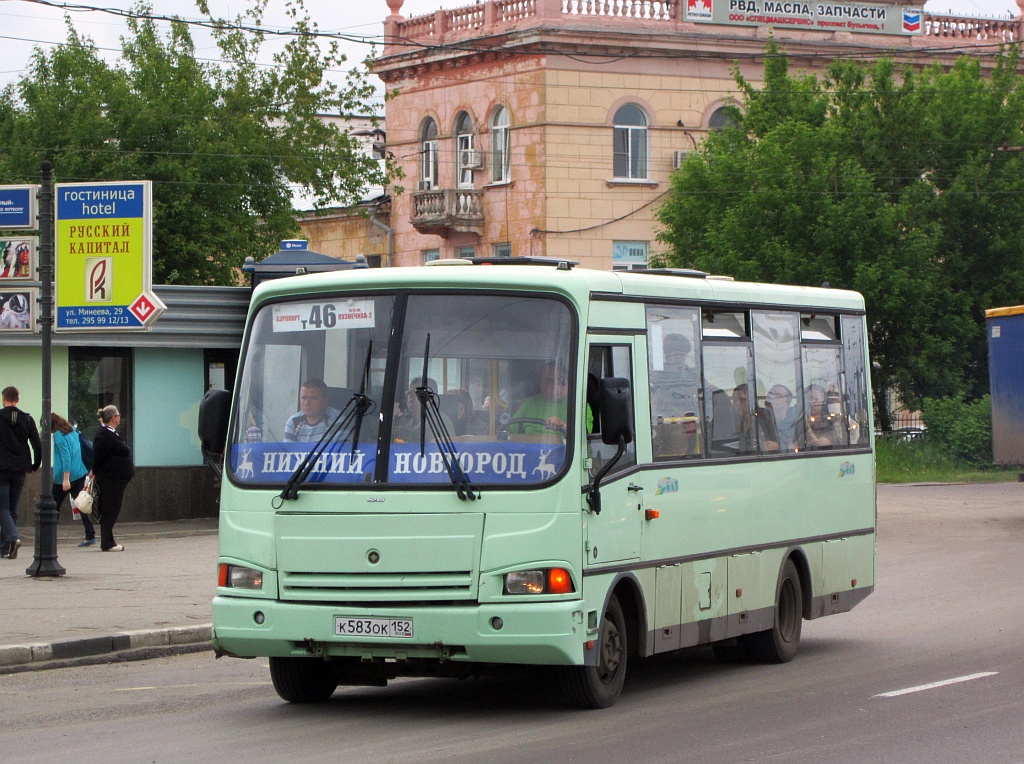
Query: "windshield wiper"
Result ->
[[414, 334, 478, 501], [278, 344, 376, 503]]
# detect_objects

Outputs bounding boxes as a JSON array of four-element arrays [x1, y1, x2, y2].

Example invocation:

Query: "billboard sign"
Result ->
[[0, 186, 38, 229], [685, 0, 923, 36], [55, 181, 165, 330], [1, 237, 37, 280]]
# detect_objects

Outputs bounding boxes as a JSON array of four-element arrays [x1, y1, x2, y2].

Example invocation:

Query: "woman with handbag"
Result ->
[[50, 413, 96, 547], [92, 405, 134, 552]]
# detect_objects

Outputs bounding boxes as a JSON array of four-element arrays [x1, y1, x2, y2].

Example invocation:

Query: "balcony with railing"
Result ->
[[411, 189, 485, 235], [383, 0, 1024, 51]]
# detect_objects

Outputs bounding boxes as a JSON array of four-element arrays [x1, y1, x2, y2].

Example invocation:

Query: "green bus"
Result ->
[[200, 258, 875, 708]]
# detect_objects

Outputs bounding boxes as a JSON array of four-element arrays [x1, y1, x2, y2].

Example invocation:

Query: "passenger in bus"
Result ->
[[447, 388, 484, 436], [650, 333, 701, 457], [283, 379, 341, 443], [509, 362, 568, 436], [804, 384, 838, 448], [765, 384, 802, 452], [392, 377, 455, 442], [733, 383, 777, 453]]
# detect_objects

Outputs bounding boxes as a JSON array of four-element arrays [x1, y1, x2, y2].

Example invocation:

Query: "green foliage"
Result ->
[[0, 1, 386, 285], [655, 39, 1024, 413], [921, 395, 993, 466], [874, 435, 1013, 483]]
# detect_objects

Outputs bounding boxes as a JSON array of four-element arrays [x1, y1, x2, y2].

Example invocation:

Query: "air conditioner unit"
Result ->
[[672, 150, 691, 170], [461, 149, 484, 170]]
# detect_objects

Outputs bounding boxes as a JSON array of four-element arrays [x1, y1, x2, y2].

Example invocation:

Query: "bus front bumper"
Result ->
[[212, 596, 588, 666]]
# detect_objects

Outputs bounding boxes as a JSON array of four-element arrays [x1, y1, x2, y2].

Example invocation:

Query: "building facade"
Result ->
[[375, 0, 1022, 270], [1, 285, 248, 526]]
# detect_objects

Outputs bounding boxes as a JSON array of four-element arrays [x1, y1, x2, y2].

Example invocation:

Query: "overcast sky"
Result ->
[[2, 0, 1020, 99]]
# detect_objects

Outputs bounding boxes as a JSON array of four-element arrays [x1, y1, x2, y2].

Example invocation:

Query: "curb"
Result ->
[[0, 624, 212, 673]]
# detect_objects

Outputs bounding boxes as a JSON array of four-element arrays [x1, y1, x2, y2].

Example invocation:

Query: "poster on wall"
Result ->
[[0, 288, 36, 332], [0, 237, 36, 280]]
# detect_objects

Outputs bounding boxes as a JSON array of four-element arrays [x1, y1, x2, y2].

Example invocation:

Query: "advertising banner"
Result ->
[[0, 237, 36, 280], [0, 288, 37, 333], [55, 181, 165, 330], [0, 185, 38, 229], [686, 0, 923, 35]]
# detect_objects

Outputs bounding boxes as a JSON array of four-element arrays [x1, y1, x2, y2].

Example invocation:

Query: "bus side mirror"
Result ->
[[599, 377, 634, 446], [198, 388, 232, 455]]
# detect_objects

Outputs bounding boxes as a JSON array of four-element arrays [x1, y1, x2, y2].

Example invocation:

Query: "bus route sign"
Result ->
[[55, 181, 165, 330]]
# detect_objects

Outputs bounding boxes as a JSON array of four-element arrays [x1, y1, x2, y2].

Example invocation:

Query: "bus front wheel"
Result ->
[[739, 559, 803, 663], [558, 595, 628, 709], [269, 656, 339, 703]]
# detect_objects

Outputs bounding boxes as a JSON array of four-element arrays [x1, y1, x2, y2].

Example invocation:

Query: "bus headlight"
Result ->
[[219, 563, 263, 590], [504, 568, 574, 595]]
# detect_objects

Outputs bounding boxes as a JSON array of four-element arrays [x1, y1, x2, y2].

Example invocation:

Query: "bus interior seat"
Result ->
[[327, 387, 354, 410], [437, 393, 460, 423]]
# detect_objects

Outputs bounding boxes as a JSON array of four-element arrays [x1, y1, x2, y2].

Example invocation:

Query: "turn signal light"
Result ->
[[548, 568, 572, 594], [645, 509, 660, 520], [504, 567, 575, 594]]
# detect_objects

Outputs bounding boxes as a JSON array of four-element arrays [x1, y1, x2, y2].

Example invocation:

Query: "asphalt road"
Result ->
[[1, 483, 1021, 763]]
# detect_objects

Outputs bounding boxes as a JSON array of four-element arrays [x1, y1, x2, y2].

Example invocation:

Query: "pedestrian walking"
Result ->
[[92, 405, 134, 552], [0, 386, 41, 560], [50, 412, 96, 547]]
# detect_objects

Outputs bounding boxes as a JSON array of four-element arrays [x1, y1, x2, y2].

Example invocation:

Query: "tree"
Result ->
[[655, 40, 1024, 426], [0, 1, 386, 285]]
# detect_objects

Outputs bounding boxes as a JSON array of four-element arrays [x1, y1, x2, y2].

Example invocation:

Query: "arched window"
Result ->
[[490, 106, 510, 183], [613, 104, 648, 180], [420, 118, 439, 191], [709, 106, 740, 131], [454, 111, 476, 189]]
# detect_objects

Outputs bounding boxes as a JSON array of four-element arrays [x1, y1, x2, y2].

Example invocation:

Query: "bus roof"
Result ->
[[249, 261, 865, 313]]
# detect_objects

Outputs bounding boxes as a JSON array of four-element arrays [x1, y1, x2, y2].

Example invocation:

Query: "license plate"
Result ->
[[335, 616, 414, 638]]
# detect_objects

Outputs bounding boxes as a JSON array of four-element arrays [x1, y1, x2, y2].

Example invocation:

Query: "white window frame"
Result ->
[[490, 106, 510, 183], [613, 104, 649, 180], [455, 112, 476, 189], [420, 119, 439, 191]]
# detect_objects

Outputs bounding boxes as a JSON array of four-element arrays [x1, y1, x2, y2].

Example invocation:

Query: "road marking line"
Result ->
[[875, 672, 998, 698]]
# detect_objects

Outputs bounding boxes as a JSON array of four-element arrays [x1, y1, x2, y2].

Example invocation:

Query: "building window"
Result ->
[[205, 349, 237, 393], [613, 104, 648, 179], [420, 118, 439, 191], [454, 111, 476, 189], [68, 348, 132, 445], [612, 241, 648, 270], [709, 106, 740, 131], [492, 242, 511, 258], [457, 246, 476, 258], [490, 106, 510, 183], [423, 248, 440, 264]]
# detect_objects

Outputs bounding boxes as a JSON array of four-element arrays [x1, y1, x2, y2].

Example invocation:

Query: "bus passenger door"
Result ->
[[584, 341, 641, 565]]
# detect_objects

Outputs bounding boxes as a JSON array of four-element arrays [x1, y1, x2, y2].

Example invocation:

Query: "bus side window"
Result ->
[[587, 344, 636, 475]]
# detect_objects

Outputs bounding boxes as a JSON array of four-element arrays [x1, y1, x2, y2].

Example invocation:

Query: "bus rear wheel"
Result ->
[[269, 656, 339, 703], [558, 595, 628, 709], [739, 559, 803, 664]]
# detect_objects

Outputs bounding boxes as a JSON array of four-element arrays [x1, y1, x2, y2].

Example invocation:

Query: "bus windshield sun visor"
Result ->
[[277, 344, 376, 503], [415, 334, 478, 501]]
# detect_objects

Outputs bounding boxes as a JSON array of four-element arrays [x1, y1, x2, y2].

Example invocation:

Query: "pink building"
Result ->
[[372, 0, 1022, 269]]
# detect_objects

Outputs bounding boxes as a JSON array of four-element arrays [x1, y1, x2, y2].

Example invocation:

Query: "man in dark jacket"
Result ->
[[1, 386, 41, 560]]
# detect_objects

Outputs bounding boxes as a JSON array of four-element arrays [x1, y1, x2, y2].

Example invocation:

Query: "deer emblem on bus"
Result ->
[[235, 448, 254, 479], [533, 449, 556, 480]]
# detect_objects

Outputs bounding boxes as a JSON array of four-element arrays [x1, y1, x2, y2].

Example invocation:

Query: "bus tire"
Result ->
[[558, 595, 628, 709], [269, 656, 339, 703], [739, 559, 802, 664]]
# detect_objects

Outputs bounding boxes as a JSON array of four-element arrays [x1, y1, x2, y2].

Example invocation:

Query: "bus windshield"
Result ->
[[228, 291, 576, 488]]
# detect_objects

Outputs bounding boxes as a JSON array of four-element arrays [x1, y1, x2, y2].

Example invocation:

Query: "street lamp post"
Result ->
[[27, 160, 65, 577]]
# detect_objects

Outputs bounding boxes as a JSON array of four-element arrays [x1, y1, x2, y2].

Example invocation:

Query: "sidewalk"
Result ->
[[0, 518, 218, 672]]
